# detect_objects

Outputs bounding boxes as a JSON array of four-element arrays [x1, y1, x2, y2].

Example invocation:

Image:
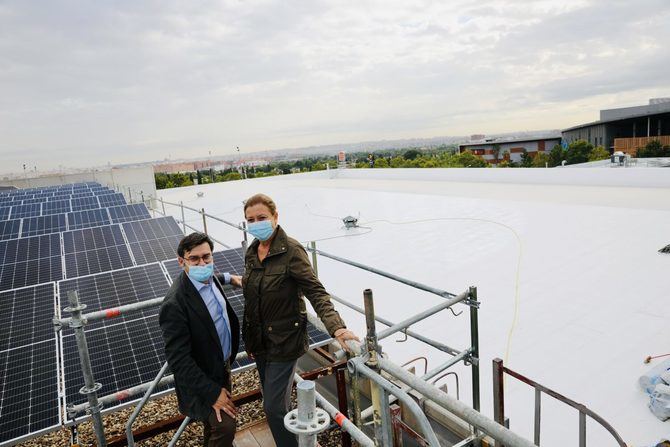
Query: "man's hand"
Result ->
[[333, 328, 360, 354], [212, 388, 237, 422], [229, 275, 242, 288]]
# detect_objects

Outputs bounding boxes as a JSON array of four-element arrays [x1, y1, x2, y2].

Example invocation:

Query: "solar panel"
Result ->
[[97, 192, 126, 208], [0, 340, 60, 445], [63, 225, 125, 254], [70, 195, 100, 211], [33, 192, 54, 199], [107, 204, 152, 224], [21, 214, 67, 238], [58, 263, 168, 329], [61, 314, 167, 413], [0, 234, 63, 291], [19, 197, 47, 205], [162, 248, 331, 370], [0, 219, 21, 241], [42, 199, 72, 215], [10, 203, 42, 219], [92, 189, 117, 196], [128, 236, 182, 265], [67, 208, 110, 230], [59, 264, 171, 412], [70, 196, 99, 212], [47, 194, 71, 202], [70, 192, 94, 198], [63, 225, 131, 278], [0, 257, 62, 292], [0, 283, 57, 352], [0, 207, 11, 221], [122, 217, 183, 242], [0, 233, 61, 265]]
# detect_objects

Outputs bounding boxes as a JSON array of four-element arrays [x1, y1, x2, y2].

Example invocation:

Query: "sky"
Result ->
[[1, 0, 669, 173]]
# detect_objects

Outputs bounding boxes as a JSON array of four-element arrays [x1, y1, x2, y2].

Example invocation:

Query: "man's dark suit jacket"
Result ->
[[159, 271, 240, 421]]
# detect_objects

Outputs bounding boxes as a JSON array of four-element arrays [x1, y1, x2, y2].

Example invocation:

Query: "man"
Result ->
[[159, 232, 242, 447]]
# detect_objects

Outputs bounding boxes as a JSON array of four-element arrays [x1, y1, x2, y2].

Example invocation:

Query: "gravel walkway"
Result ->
[[17, 369, 344, 447]]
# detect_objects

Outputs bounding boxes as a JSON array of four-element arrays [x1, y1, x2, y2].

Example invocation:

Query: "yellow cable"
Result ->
[[362, 217, 523, 370]]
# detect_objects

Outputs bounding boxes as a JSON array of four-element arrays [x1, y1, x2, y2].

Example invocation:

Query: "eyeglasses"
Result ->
[[183, 253, 213, 264]]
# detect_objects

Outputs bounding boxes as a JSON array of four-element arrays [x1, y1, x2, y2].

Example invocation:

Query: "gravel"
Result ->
[[17, 369, 344, 447]]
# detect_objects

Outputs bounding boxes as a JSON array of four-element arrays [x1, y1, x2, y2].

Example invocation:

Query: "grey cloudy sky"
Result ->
[[1, 0, 669, 172]]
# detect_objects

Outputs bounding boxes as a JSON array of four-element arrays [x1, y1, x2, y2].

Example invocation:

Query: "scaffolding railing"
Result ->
[[324, 288, 540, 447], [492, 358, 627, 447]]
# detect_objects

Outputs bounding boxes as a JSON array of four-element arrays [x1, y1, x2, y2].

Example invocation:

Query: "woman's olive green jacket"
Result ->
[[242, 226, 346, 361]]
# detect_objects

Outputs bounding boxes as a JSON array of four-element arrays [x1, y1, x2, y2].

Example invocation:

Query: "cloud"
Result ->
[[0, 0, 668, 172]]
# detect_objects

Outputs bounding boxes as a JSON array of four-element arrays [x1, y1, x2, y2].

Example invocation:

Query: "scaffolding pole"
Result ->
[[65, 290, 107, 447], [377, 358, 537, 447], [376, 289, 469, 341], [306, 246, 456, 299]]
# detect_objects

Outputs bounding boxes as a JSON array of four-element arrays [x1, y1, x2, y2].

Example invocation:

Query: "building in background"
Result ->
[[562, 98, 670, 154], [458, 134, 561, 164]]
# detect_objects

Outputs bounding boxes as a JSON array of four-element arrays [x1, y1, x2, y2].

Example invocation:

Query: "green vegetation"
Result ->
[[154, 139, 623, 189], [588, 146, 610, 161], [636, 139, 670, 158], [543, 140, 611, 167]]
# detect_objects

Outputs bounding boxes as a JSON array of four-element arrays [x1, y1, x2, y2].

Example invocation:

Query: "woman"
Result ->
[[241, 193, 359, 447]]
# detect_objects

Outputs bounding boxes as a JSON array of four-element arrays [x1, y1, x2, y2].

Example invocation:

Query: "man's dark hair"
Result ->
[[177, 232, 214, 258]]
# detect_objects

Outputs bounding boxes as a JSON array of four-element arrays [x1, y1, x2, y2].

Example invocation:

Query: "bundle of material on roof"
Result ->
[[640, 359, 670, 421]]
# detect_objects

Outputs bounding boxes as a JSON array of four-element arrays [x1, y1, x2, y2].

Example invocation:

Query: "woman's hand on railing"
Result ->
[[334, 328, 361, 354]]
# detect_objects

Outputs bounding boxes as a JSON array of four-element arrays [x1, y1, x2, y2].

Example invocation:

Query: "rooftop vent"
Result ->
[[342, 215, 359, 229]]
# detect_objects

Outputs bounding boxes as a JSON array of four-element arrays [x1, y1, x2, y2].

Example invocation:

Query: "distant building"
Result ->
[[470, 134, 486, 141], [458, 134, 561, 164], [153, 162, 199, 174], [562, 98, 670, 154]]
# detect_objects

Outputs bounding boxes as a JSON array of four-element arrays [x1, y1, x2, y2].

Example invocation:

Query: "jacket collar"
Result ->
[[249, 225, 288, 261]]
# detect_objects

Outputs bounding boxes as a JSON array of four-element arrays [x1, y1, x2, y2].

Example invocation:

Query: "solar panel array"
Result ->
[[0, 182, 148, 446], [0, 181, 332, 446]]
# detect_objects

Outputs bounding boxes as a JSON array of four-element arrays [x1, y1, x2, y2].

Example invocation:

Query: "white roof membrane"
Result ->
[[159, 168, 670, 445]]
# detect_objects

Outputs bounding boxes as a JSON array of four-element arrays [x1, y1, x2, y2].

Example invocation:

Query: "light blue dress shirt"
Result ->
[[188, 273, 232, 361]]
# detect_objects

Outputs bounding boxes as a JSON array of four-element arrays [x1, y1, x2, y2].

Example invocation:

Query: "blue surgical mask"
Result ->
[[187, 263, 214, 283], [248, 220, 274, 241]]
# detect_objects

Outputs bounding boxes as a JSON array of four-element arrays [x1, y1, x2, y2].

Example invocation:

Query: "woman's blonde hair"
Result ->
[[244, 193, 277, 216]]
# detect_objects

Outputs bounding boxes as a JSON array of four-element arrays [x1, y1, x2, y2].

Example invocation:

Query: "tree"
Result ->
[[532, 152, 549, 168], [637, 139, 670, 158], [497, 160, 517, 168], [222, 172, 242, 181], [455, 150, 488, 167], [520, 149, 533, 167], [155, 173, 168, 189], [403, 149, 421, 160], [565, 140, 593, 165], [390, 156, 406, 168], [548, 144, 565, 167], [588, 146, 610, 161], [374, 157, 389, 168], [492, 144, 501, 164]]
